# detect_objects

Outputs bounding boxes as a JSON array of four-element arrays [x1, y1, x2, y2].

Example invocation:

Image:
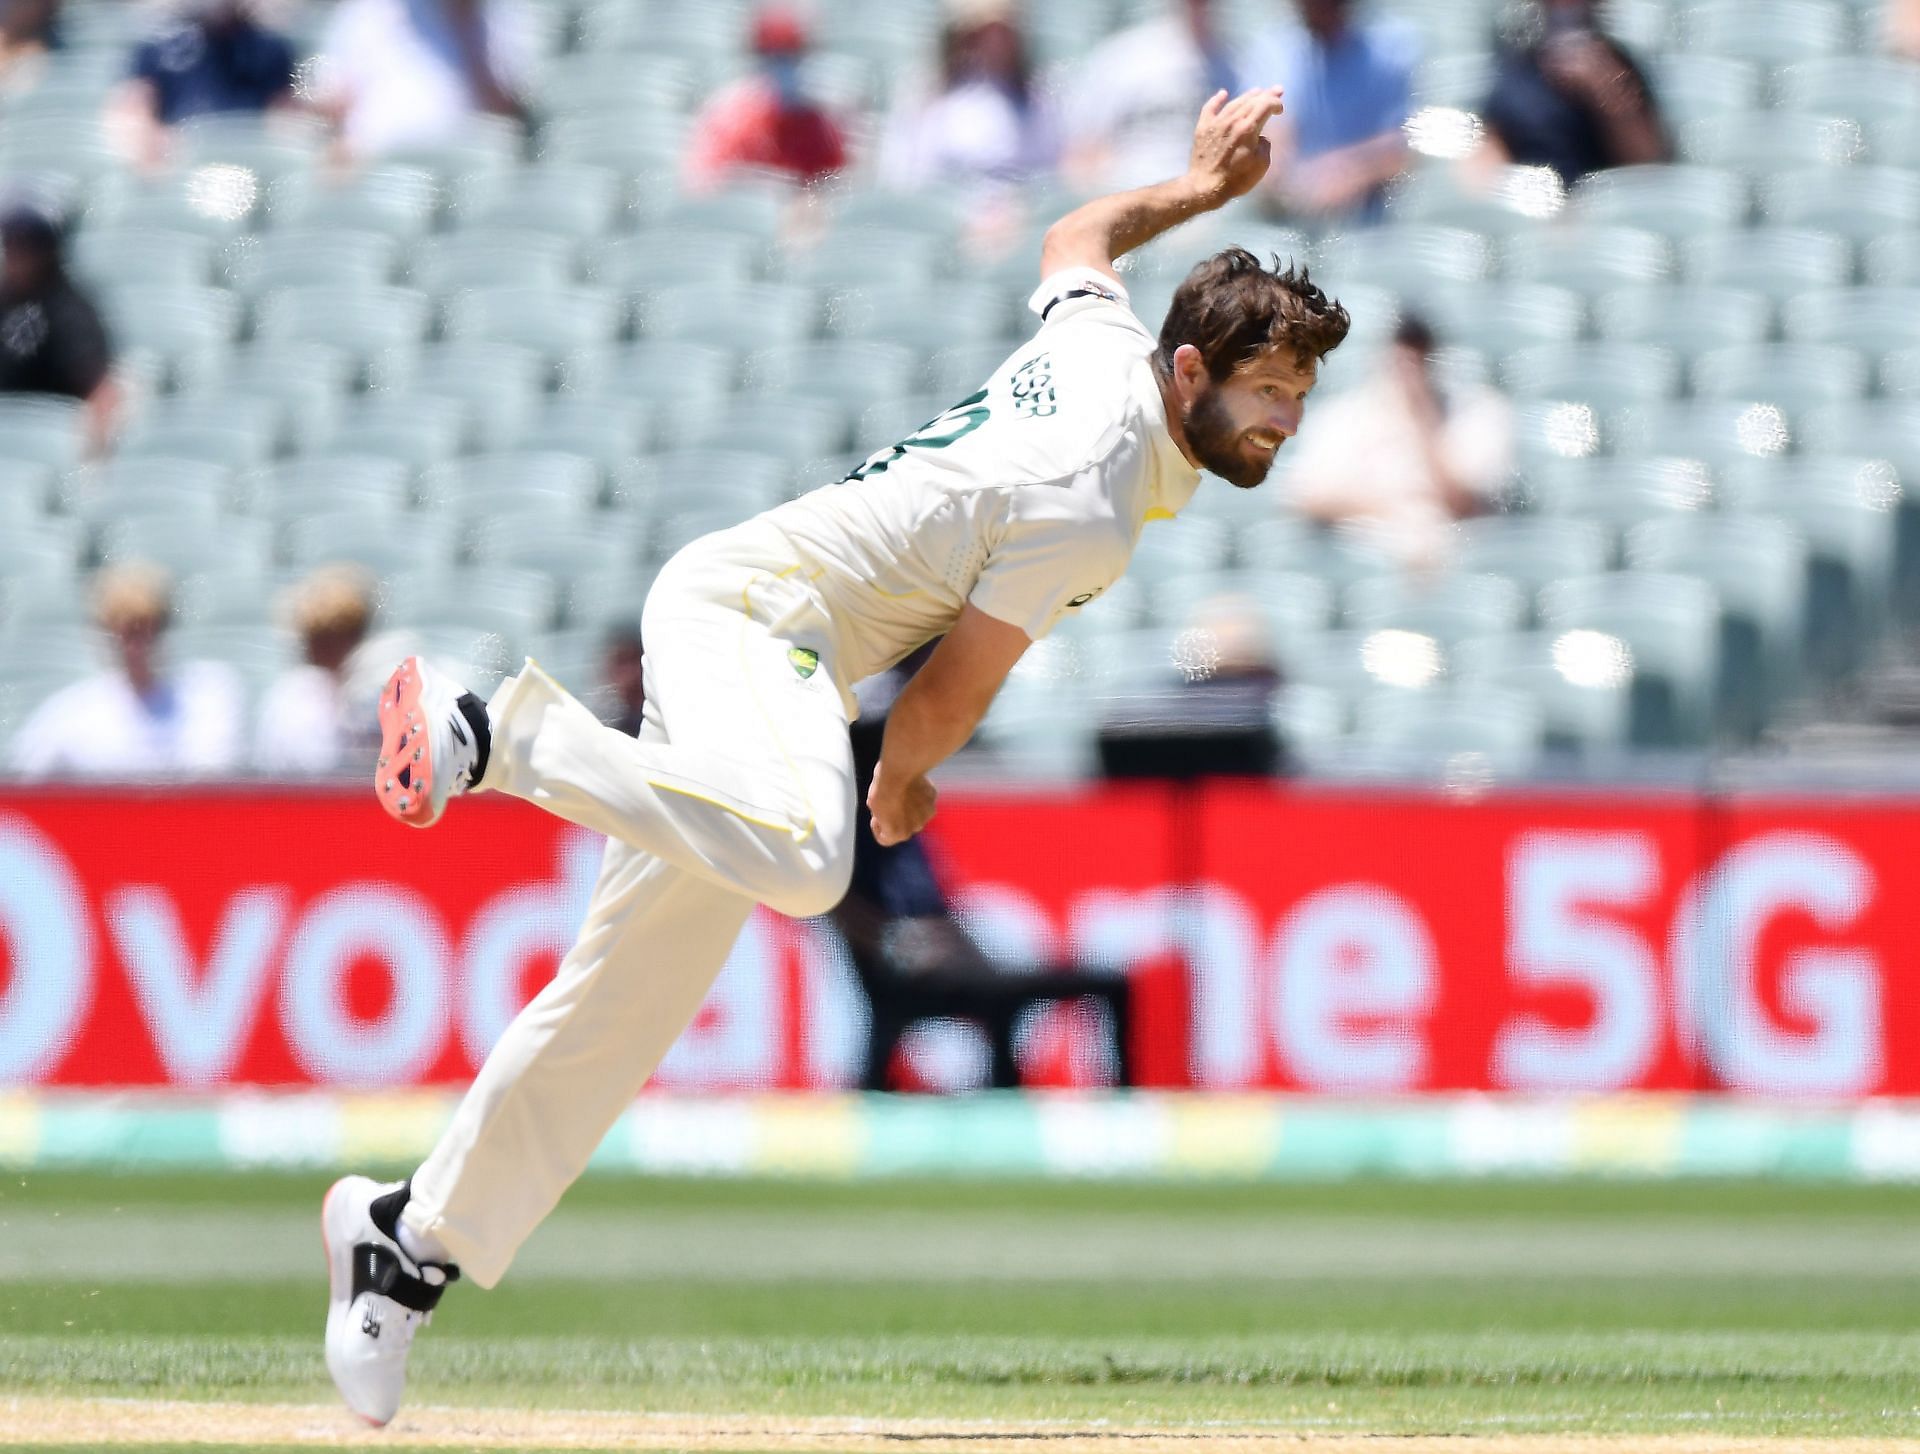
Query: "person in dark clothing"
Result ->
[[1478, 0, 1669, 188], [0, 199, 119, 450], [111, 0, 299, 170], [596, 621, 646, 739], [834, 653, 1132, 1092]]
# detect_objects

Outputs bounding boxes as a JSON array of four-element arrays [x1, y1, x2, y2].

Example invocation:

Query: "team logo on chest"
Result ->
[[787, 647, 820, 679]]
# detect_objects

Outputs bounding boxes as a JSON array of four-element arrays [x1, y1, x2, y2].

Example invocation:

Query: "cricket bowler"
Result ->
[[322, 85, 1348, 1424]]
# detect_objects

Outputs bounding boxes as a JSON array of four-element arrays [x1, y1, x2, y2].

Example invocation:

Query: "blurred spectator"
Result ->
[[683, 4, 848, 190], [253, 564, 379, 775], [596, 620, 646, 738], [835, 656, 1132, 1091], [1283, 315, 1513, 570], [880, 0, 1061, 199], [0, 198, 120, 452], [1477, 0, 1669, 188], [1063, 0, 1242, 192], [107, 0, 299, 172], [1248, 0, 1416, 225], [311, 0, 531, 162], [0, 0, 59, 99], [9, 562, 245, 780], [1890, 0, 1920, 61]]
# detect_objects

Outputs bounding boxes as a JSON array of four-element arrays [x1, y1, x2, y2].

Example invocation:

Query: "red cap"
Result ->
[[752, 5, 809, 54]]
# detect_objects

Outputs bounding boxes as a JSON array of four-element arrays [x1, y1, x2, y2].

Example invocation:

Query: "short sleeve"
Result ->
[[969, 490, 1124, 642], [1027, 267, 1145, 332]]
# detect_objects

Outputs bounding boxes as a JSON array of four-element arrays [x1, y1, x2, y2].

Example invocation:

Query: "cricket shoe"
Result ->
[[322, 1175, 460, 1427], [375, 656, 490, 828]]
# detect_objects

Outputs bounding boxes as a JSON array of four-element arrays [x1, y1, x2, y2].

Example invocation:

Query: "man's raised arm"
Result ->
[[1039, 86, 1287, 283]]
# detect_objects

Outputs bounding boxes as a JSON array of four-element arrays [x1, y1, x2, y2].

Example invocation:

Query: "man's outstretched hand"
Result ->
[[1188, 86, 1286, 206]]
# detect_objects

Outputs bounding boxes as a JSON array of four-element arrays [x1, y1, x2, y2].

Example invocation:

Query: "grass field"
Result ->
[[2, 1170, 1919, 1450]]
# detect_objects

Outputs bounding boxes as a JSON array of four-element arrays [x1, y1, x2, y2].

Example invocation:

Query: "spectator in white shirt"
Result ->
[[253, 564, 379, 776], [881, 0, 1062, 199], [1283, 314, 1514, 570], [1062, 0, 1242, 192], [9, 561, 245, 779], [309, 0, 531, 161]]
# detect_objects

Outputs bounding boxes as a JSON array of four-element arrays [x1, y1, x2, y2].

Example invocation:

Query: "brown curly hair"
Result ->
[[1157, 247, 1351, 381]]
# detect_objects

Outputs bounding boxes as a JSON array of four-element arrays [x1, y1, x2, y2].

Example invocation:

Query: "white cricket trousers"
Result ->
[[402, 519, 858, 1287]]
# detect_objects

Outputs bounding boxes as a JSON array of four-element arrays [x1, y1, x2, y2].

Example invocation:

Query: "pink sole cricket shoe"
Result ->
[[374, 656, 487, 828]]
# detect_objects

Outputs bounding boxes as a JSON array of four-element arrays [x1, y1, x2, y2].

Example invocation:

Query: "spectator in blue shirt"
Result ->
[[1248, 0, 1417, 225], [109, 0, 299, 170]]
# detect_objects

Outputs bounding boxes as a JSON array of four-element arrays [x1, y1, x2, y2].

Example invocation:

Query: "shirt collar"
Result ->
[[1138, 359, 1201, 522]]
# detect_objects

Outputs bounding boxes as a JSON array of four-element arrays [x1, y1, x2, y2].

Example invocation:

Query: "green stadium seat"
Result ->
[[650, 185, 795, 248], [1538, 571, 1722, 745], [421, 452, 604, 519], [1413, 281, 1584, 355], [174, 113, 325, 183], [585, 231, 765, 292], [1613, 400, 1799, 470], [1345, 572, 1529, 642], [0, 462, 54, 522], [626, 448, 791, 520], [0, 396, 88, 473], [70, 228, 213, 290], [745, 340, 922, 415], [100, 283, 241, 391], [408, 231, 578, 295], [221, 227, 400, 299], [243, 454, 415, 525], [0, 522, 87, 588], [1594, 285, 1771, 353], [1776, 56, 1920, 126], [443, 285, 625, 368], [830, 190, 968, 244], [1681, 0, 1852, 65], [401, 342, 549, 451], [116, 409, 281, 474], [1452, 517, 1612, 598], [678, 397, 851, 466], [786, 228, 950, 290], [65, 458, 234, 520], [514, 397, 652, 473], [189, 342, 354, 451], [1501, 341, 1681, 414], [1525, 456, 1717, 528], [644, 281, 817, 348], [266, 166, 440, 239], [86, 171, 261, 240], [827, 281, 1017, 353], [456, 164, 626, 242], [1238, 518, 1397, 582], [644, 501, 768, 563], [536, 115, 685, 176], [1691, 344, 1870, 405], [563, 564, 663, 634], [1269, 681, 1347, 768], [1450, 631, 1635, 756], [385, 566, 560, 647], [1782, 286, 1920, 352], [1312, 225, 1494, 295], [1500, 226, 1671, 292], [1649, 55, 1764, 128], [565, 340, 737, 406], [1572, 165, 1750, 236], [1722, 456, 1902, 665], [1624, 512, 1811, 724], [470, 514, 640, 579], [379, 116, 526, 187], [928, 340, 1019, 396], [1388, 164, 1570, 238], [1762, 167, 1920, 242], [534, 51, 703, 117], [1799, 401, 1920, 478], [253, 284, 432, 382], [1275, 628, 1446, 701], [98, 514, 273, 581], [1680, 113, 1865, 171], [312, 396, 468, 471], [1126, 516, 1233, 584], [1680, 228, 1854, 302], [1351, 688, 1546, 777], [1147, 569, 1336, 645], [1864, 233, 1920, 286], [0, 117, 119, 190], [285, 510, 460, 578]]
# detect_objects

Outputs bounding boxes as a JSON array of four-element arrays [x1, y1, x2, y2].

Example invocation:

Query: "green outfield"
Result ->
[[2, 1170, 1919, 1447]]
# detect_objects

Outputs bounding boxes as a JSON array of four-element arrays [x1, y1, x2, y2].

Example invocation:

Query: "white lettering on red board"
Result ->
[[0, 813, 1893, 1092]]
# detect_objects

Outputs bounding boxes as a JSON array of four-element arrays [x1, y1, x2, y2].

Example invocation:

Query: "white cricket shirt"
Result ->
[[761, 268, 1202, 685]]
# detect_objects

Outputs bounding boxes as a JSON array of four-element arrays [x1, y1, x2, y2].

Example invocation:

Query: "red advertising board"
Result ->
[[0, 783, 1910, 1094]]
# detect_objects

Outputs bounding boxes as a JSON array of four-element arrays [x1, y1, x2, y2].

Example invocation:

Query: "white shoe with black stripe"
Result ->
[[321, 1176, 458, 1426]]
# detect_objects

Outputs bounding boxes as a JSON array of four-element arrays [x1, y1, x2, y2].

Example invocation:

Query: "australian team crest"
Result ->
[[787, 647, 819, 679]]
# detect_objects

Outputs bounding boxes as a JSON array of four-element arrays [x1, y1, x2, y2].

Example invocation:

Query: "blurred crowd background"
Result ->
[[2, 0, 1919, 785]]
